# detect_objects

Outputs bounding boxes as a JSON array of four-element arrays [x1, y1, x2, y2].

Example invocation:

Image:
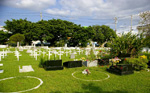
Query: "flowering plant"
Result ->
[[109, 57, 121, 64], [81, 57, 86, 61]]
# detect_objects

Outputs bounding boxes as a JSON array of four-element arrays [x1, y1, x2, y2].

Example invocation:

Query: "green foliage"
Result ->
[[110, 32, 146, 57], [92, 25, 117, 45], [9, 33, 25, 44], [126, 55, 148, 70], [4, 18, 116, 47], [0, 31, 9, 44], [87, 48, 96, 61], [139, 11, 150, 48]]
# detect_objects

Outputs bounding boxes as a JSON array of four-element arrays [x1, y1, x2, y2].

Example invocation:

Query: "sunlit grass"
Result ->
[[0, 47, 150, 93]]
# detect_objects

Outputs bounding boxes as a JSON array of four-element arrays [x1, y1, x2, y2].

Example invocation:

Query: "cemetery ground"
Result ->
[[0, 48, 150, 93]]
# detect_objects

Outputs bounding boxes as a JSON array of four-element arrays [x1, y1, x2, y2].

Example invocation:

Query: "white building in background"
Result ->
[[0, 26, 8, 32]]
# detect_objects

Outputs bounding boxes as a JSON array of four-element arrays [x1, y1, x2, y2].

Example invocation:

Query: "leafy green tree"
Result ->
[[31, 20, 54, 45], [92, 25, 117, 45], [9, 33, 25, 45], [110, 32, 146, 57], [46, 19, 75, 46], [138, 11, 150, 47], [68, 25, 95, 47], [92, 25, 105, 44], [4, 19, 30, 34], [0, 31, 9, 44], [4, 19, 33, 45]]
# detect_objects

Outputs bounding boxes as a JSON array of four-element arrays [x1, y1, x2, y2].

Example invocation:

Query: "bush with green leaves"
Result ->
[[125, 55, 148, 70], [87, 48, 96, 61], [110, 32, 146, 58]]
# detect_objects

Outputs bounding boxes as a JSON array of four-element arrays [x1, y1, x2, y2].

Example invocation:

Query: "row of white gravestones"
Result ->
[[14, 50, 22, 61], [26, 48, 86, 60]]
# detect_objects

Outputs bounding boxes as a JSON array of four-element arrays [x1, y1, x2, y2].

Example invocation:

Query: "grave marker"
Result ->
[[42, 51, 46, 58], [15, 51, 21, 61], [58, 50, 63, 59], [77, 48, 81, 55], [47, 51, 52, 60], [70, 53, 75, 59]]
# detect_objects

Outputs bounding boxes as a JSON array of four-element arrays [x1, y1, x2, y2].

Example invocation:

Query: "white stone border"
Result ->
[[72, 71, 110, 81], [0, 76, 43, 93]]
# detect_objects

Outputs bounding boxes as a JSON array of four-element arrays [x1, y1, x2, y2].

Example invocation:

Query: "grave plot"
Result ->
[[0, 76, 43, 92], [19, 65, 34, 73], [72, 69, 110, 81]]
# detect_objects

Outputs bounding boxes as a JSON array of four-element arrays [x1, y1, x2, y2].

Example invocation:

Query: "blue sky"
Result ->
[[0, 0, 150, 34]]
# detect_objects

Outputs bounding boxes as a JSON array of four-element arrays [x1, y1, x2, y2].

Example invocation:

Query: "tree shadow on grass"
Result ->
[[74, 83, 128, 93]]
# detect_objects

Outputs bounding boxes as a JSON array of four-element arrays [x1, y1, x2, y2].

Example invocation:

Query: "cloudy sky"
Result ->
[[0, 0, 150, 34]]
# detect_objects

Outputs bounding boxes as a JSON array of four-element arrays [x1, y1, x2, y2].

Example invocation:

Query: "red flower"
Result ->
[[120, 67, 123, 70], [125, 58, 127, 61], [102, 65, 103, 67], [107, 65, 109, 67], [99, 50, 102, 52]]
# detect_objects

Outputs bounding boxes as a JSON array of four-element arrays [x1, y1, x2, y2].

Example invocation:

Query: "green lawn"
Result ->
[[0, 48, 150, 93]]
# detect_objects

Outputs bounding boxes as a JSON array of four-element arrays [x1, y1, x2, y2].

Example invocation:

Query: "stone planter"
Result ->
[[82, 60, 98, 67]]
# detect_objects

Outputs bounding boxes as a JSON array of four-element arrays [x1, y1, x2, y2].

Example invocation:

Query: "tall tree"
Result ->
[[0, 31, 9, 44], [9, 33, 25, 45], [4, 19, 30, 34], [4, 19, 33, 45], [92, 25, 117, 45], [138, 11, 150, 47]]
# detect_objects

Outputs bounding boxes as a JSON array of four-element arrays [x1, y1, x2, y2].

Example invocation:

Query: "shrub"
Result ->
[[126, 55, 148, 70], [110, 32, 146, 58]]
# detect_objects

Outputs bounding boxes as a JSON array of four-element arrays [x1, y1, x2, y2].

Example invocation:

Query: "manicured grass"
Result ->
[[0, 48, 150, 93]]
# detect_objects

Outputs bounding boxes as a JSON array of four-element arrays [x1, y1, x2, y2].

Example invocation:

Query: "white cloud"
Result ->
[[2, 0, 150, 18], [3, 0, 56, 11], [43, 0, 150, 19], [46, 9, 70, 16]]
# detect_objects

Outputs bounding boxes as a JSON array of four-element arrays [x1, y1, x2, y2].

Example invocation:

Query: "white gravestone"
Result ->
[[15, 51, 22, 61], [58, 50, 63, 59], [70, 53, 75, 59], [19, 65, 34, 73], [77, 48, 81, 55], [47, 51, 52, 60], [53, 50, 58, 58], [65, 51, 69, 56], [42, 51, 46, 58], [34, 52, 40, 60]]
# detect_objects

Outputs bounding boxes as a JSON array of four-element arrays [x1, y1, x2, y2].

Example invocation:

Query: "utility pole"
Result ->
[[130, 15, 133, 31], [40, 12, 42, 21], [114, 17, 117, 32]]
